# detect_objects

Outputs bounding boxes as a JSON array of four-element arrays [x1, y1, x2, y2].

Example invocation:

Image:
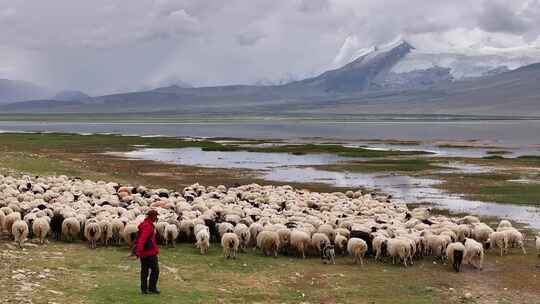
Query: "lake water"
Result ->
[[1, 119, 540, 147], [115, 147, 540, 229]]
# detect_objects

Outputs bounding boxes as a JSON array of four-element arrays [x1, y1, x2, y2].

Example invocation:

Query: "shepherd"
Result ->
[[136, 209, 161, 295]]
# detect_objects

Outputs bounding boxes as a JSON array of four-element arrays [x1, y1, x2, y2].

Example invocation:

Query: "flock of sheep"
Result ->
[[1, 174, 539, 273]]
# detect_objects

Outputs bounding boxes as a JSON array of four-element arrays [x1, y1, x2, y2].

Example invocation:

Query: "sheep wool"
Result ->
[[196, 228, 210, 254], [489, 231, 508, 256], [257, 230, 280, 257], [32, 217, 50, 245], [61, 217, 81, 242], [347, 238, 368, 266], [446, 242, 465, 272], [221, 232, 239, 259], [12, 220, 29, 248], [464, 238, 484, 270], [164, 223, 179, 247], [84, 220, 102, 249], [290, 229, 310, 259]]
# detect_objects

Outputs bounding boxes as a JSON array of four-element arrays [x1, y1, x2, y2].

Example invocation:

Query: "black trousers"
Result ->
[[140, 255, 159, 292]]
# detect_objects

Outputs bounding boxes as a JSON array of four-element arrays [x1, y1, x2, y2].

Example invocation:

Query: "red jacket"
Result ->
[[136, 218, 160, 258]]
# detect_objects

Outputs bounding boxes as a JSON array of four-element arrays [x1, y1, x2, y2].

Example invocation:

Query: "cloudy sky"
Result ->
[[1, 0, 540, 95]]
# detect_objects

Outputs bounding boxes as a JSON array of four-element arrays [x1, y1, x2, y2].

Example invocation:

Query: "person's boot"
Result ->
[[149, 288, 160, 294], [141, 289, 149, 295]]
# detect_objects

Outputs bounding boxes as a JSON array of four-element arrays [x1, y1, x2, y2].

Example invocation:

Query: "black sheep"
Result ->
[[50, 213, 64, 241]]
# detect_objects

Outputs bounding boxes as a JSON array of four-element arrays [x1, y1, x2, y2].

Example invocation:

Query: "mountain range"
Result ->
[[1, 40, 539, 116]]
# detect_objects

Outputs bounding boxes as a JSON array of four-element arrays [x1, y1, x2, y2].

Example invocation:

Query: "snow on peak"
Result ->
[[332, 36, 411, 68]]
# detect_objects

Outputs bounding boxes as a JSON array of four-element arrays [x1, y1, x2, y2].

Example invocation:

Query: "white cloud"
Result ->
[[0, 0, 538, 94]]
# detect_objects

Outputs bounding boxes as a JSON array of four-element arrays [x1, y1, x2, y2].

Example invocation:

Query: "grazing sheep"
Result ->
[[347, 238, 368, 265], [446, 242, 465, 272], [373, 236, 388, 262], [318, 224, 336, 244], [164, 223, 179, 247], [32, 217, 50, 245], [488, 231, 508, 256], [257, 230, 280, 257], [234, 224, 251, 251], [84, 220, 102, 249], [334, 234, 349, 256], [248, 222, 264, 247], [290, 229, 310, 259], [387, 238, 410, 267], [62, 217, 81, 242], [4, 212, 22, 238], [464, 238, 484, 270], [473, 223, 494, 247], [497, 220, 512, 230], [111, 219, 125, 245], [311, 233, 330, 255], [221, 232, 239, 259], [276, 228, 291, 254], [196, 227, 210, 254], [218, 222, 235, 238], [503, 228, 526, 255], [99, 220, 113, 246], [123, 223, 139, 248], [12, 220, 29, 248]]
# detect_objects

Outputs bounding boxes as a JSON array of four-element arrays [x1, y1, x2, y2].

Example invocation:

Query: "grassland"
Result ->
[[2, 239, 539, 304]]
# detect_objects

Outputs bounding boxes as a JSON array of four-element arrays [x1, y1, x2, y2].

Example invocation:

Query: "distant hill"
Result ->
[[53, 90, 91, 101], [1, 40, 539, 116], [0, 79, 52, 104]]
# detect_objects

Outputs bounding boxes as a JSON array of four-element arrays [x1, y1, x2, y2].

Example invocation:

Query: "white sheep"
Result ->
[[311, 232, 330, 255], [62, 217, 81, 242], [111, 218, 125, 245], [123, 223, 139, 248], [234, 223, 251, 251], [347, 238, 368, 266], [4, 211, 21, 237], [464, 238, 484, 270], [372, 236, 388, 262], [446, 242, 465, 272], [503, 228, 526, 255], [84, 220, 102, 249], [221, 232, 239, 259], [99, 220, 113, 246], [387, 238, 410, 267], [497, 220, 513, 230], [196, 227, 210, 254], [164, 223, 179, 247], [488, 231, 508, 256], [248, 222, 264, 247], [334, 234, 349, 256], [257, 230, 280, 257], [290, 229, 310, 259], [32, 217, 50, 245], [12, 220, 29, 248]]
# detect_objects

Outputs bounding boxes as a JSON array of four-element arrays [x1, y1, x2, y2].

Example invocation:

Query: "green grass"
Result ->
[[2, 242, 451, 304], [435, 172, 540, 205], [318, 159, 445, 173], [4, 240, 540, 304], [0, 133, 429, 158], [238, 144, 432, 158]]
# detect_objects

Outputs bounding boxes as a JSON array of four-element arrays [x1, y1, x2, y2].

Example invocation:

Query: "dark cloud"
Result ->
[[478, 0, 530, 34]]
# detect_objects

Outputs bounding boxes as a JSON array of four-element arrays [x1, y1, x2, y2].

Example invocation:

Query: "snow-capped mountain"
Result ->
[[337, 37, 540, 83]]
